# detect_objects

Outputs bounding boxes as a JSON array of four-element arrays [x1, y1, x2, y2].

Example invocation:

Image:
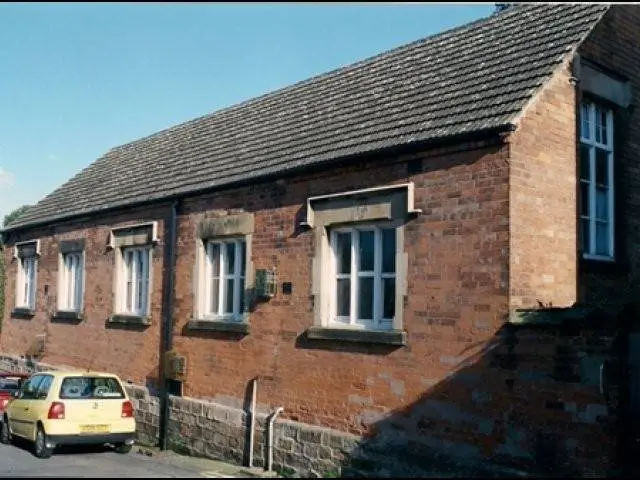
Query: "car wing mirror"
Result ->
[[11, 391, 20, 399]]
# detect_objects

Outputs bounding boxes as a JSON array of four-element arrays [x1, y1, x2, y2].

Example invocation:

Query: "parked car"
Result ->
[[0, 370, 136, 458], [0, 373, 30, 415]]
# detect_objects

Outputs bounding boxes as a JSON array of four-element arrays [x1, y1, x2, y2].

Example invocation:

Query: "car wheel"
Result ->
[[33, 425, 53, 459], [114, 442, 132, 454], [0, 419, 11, 444]]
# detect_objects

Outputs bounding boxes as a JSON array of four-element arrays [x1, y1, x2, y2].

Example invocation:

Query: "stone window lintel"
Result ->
[[301, 182, 421, 229], [108, 221, 159, 249], [13, 240, 40, 259]]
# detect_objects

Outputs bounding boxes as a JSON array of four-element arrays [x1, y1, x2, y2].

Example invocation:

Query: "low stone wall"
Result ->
[[0, 354, 356, 477], [0, 342, 618, 478]]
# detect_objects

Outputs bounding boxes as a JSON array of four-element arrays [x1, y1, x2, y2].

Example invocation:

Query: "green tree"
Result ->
[[1, 204, 32, 330], [3, 204, 31, 227]]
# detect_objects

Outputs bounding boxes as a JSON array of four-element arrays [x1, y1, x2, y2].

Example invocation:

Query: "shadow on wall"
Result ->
[[334, 307, 626, 478]]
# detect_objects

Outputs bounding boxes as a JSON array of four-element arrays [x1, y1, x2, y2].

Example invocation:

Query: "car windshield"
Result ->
[[59, 376, 125, 399], [0, 377, 24, 392]]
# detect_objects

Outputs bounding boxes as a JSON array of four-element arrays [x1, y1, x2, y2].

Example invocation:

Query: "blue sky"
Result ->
[[0, 2, 495, 224]]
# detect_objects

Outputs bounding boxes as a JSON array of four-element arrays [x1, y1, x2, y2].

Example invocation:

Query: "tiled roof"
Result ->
[[6, 3, 609, 231]]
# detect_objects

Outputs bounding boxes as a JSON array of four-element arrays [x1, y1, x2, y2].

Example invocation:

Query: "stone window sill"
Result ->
[[108, 314, 151, 326], [51, 310, 83, 323], [11, 307, 35, 319], [187, 319, 250, 334], [307, 326, 407, 345]]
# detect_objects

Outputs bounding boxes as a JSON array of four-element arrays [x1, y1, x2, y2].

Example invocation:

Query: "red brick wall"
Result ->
[[1, 204, 169, 384], [577, 5, 640, 307], [172, 139, 511, 435], [508, 62, 578, 309], [1, 139, 511, 438]]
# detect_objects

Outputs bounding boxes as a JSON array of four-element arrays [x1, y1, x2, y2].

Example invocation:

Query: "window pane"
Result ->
[[125, 250, 133, 312], [137, 287, 143, 313], [383, 278, 395, 320], [581, 103, 590, 139], [335, 232, 351, 274], [37, 376, 52, 398], [125, 251, 133, 279], [126, 280, 133, 312], [23, 275, 28, 306], [225, 242, 235, 274], [358, 277, 374, 320], [65, 257, 71, 309], [60, 376, 125, 400], [23, 376, 43, 400], [224, 278, 234, 314], [210, 278, 220, 313], [28, 259, 35, 307], [594, 105, 602, 143], [596, 187, 609, 221], [579, 144, 591, 180], [240, 241, 246, 274], [336, 279, 350, 317], [137, 251, 144, 311], [209, 244, 220, 277], [600, 109, 608, 145], [580, 181, 590, 217], [581, 218, 591, 254], [596, 222, 610, 256], [75, 261, 83, 310], [595, 149, 609, 186], [358, 231, 375, 272], [66, 253, 83, 310], [239, 277, 245, 314], [382, 229, 396, 273], [22, 257, 34, 307]]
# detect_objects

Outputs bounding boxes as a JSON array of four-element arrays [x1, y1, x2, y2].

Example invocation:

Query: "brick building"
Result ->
[[2, 4, 640, 476]]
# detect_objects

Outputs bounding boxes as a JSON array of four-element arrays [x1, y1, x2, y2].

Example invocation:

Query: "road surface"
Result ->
[[0, 439, 244, 478]]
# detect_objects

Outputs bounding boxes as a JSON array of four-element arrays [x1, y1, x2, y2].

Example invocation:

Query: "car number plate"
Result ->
[[80, 424, 110, 433]]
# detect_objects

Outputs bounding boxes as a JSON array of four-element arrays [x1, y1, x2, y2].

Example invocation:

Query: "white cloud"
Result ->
[[0, 167, 15, 187]]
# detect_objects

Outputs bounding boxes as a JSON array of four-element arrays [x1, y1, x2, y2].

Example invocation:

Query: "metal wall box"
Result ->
[[164, 350, 187, 381], [255, 269, 277, 298]]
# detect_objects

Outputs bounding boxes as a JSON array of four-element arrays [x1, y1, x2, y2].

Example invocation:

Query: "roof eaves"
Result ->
[[1, 122, 516, 236]]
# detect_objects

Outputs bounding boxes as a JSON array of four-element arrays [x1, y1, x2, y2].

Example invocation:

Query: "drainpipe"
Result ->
[[159, 200, 179, 451], [267, 407, 284, 473], [248, 378, 258, 468]]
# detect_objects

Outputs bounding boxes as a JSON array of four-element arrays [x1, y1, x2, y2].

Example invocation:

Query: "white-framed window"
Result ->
[[580, 100, 614, 260], [119, 246, 151, 316], [59, 252, 84, 311], [329, 225, 396, 329], [17, 255, 37, 309], [202, 239, 246, 320]]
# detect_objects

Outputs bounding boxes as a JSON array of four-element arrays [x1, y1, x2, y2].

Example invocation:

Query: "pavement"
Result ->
[[0, 439, 281, 478], [131, 445, 281, 478]]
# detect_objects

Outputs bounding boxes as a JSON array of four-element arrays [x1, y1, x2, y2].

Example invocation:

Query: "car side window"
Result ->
[[21, 375, 43, 400], [36, 375, 53, 400]]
